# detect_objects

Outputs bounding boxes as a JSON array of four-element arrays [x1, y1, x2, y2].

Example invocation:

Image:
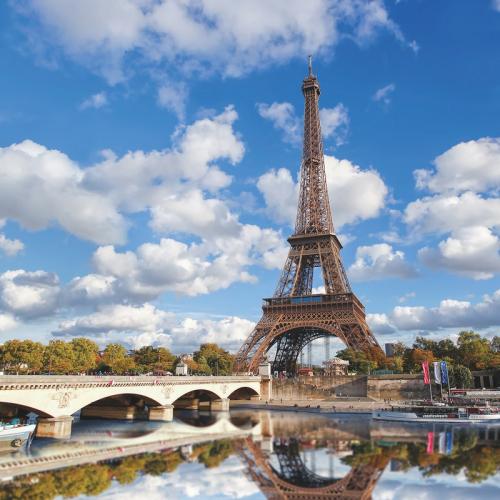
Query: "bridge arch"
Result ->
[[227, 386, 259, 401], [265, 324, 346, 374]]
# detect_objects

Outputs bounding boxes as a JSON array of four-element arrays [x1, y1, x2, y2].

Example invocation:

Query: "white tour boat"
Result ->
[[373, 402, 500, 424], [0, 420, 36, 452]]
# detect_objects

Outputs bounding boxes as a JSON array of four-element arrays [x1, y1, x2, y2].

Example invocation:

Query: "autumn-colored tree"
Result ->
[[44, 340, 76, 374], [457, 331, 492, 370], [70, 337, 99, 373], [101, 344, 135, 374], [403, 348, 434, 373], [0, 339, 45, 374], [193, 343, 234, 375], [134, 346, 175, 373]]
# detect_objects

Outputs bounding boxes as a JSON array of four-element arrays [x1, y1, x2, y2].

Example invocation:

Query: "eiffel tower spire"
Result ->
[[295, 55, 334, 235], [234, 59, 383, 375]]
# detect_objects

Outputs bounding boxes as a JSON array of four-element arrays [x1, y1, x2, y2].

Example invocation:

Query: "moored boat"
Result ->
[[373, 402, 500, 424], [0, 420, 36, 453]]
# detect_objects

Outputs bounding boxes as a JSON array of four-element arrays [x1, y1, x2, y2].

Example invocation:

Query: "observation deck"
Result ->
[[262, 293, 366, 318]]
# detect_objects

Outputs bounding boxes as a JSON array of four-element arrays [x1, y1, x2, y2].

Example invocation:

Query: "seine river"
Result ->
[[0, 410, 498, 499]]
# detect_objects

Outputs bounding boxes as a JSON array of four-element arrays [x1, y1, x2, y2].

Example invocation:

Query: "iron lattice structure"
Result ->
[[234, 58, 383, 374], [238, 437, 388, 500]]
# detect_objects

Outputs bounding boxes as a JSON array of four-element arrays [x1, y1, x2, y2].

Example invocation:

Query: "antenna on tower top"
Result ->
[[308, 55, 313, 76]]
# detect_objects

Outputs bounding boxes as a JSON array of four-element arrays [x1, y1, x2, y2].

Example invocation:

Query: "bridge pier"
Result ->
[[148, 405, 174, 421], [80, 405, 144, 420], [36, 416, 73, 439], [210, 398, 230, 412]]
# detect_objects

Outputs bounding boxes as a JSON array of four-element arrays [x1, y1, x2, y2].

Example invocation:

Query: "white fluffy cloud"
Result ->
[[157, 81, 188, 120], [53, 303, 255, 353], [0, 107, 248, 251], [349, 243, 417, 281], [258, 155, 388, 230], [369, 288, 500, 335], [405, 137, 500, 280], [79, 91, 107, 110], [372, 83, 395, 104], [257, 102, 301, 145], [53, 303, 173, 339], [414, 137, 500, 194], [22, 0, 409, 84], [0, 140, 127, 245], [0, 233, 24, 256], [0, 270, 60, 319], [88, 223, 287, 299], [419, 226, 500, 280], [319, 104, 349, 144], [258, 101, 349, 146], [0, 313, 17, 332], [494, 0, 500, 13]]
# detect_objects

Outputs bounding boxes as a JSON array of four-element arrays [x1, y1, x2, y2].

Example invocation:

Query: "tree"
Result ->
[[133, 346, 175, 373], [336, 348, 378, 374], [403, 348, 434, 373], [457, 331, 491, 370], [449, 364, 473, 389], [101, 344, 135, 374], [70, 338, 99, 373], [0, 339, 45, 374], [491, 336, 500, 353], [44, 340, 75, 374], [193, 344, 234, 375]]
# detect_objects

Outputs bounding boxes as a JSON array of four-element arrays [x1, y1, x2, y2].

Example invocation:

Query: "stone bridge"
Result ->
[[0, 375, 269, 438]]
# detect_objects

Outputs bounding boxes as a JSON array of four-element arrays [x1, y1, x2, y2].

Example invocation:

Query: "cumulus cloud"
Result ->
[[348, 243, 417, 281], [257, 102, 301, 145], [414, 137, 500, 194], [319, 104, 349, 144], [20, 1, 409, 85], [372, 83, 395, 104], [419, 226, 500, 280], [79, 91, 107, 110], [493, 1, 500, 13], [405, 137, 500, 280], [53, 303, 174, 340], [87, 224, 287, 299], [157, 81, 188, 120], [0, 313, 17, 332], [369, 288, 500, 334], [258, 102, 349, 146], [257, 155, 388, 230], [0, 270, 60, 319], [0, 233, 24, 256], [0, 107, 248, 250], [53, 303, 255, 353], [0, 140, 127, 245]]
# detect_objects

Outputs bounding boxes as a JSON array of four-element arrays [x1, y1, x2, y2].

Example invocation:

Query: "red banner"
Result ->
[[422, 361, 430, 385], [426, 431, 435, 454]]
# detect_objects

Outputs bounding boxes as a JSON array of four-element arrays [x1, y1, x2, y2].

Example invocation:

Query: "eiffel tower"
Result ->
[[235, 57, 383, 374]]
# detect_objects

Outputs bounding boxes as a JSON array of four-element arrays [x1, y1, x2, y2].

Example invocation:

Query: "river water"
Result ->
[[0, 409, 498, 499]]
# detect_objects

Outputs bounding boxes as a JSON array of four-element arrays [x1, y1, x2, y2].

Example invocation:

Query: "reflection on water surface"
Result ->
[[0, 410, 498, 499]]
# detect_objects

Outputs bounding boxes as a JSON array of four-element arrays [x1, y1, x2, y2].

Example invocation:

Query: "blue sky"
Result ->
[[0, 0, 500, 354]]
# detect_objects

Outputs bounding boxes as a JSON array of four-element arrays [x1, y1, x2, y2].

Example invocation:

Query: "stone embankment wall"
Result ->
[[272, 374, 429, 401], [367, 374, 429, 400]]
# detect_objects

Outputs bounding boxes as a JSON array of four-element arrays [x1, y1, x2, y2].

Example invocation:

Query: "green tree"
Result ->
[[336, 348, 378, 374], [101, 344, 135, 374], [0, 339, 45, 374], [193, 343, 234, 375], [403, 348, 434, 373], [70, 337, 99, 373], [449, 364, 473, 388], [44, 340, 75, 374], [134, 346, 175, 373], [457, 331, 491, 370], [491, 336, 500, 353]]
